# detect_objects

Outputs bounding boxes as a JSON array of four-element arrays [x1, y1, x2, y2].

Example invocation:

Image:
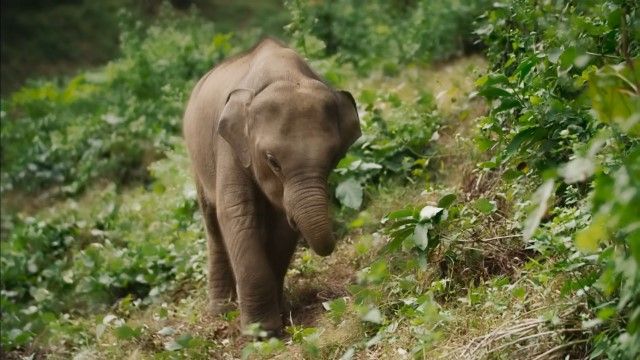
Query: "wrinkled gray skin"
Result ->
[[183, 38, 361, 335]]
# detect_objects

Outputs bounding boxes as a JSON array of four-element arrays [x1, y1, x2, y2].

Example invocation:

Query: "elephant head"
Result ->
[[217, 80, 361, 256]]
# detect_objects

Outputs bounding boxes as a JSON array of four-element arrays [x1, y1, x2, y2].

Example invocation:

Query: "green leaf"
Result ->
[[335, 178, 363, 209], [505, 127, 545, 155], [559, 157, 595, 183], [475, 137, 494, 152], [366, 260, 389, 283], [323, 298, 347, 322], [493, 97, 521, 113], [474, 198, 496, 214], [413, 223, 429, 250], [361, 307, 383, 324], [383, 208, 416, 222], [575, 216, 606, 253], [512, 287, 526, 299], [437, 194, 457, 208], [359, 89, 377, 105], [302, 35, 326, 57], [596, 306, 616, 321], [476, 73, 509, 87], [607, 8, 622, 28], [523, 180, 554, 241], [479, 160, 497, 169], [383, 233, 409, 254], [157, 326, 175, 336], [559, 47, 577, 69], [502, 169, 522, 181], [419, 206, 443, 221], [478, 86, 512, 100], [114, 325, 141, 340], [548, 48, 563, 64], [29, 287, 50, 302], [515, 57, 537, 79], [588, 60, 640, 137]]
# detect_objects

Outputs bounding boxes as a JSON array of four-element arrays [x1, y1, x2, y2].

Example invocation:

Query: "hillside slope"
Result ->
[[2, 1, 638, 359]]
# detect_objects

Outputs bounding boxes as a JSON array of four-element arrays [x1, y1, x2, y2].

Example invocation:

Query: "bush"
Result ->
[[473, 0, 640, 357], [0, 9, 237, 196], [0, 142, 206, 350], [286, 0, 491, 73]]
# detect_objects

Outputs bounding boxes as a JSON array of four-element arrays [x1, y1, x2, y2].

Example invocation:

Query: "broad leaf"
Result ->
[[474, 198, 496, 214], [419, 206, 443, 221], [505, 127, 546, 156], [413, 223, 429, 250], [437, 193, 457, 208], [361, 308, 383, 324], [336, 178, 363, 209], [523, 180, 555, 241]]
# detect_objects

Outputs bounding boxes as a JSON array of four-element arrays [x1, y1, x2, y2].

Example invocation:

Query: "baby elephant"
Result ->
[[183, 38, 361, 335]]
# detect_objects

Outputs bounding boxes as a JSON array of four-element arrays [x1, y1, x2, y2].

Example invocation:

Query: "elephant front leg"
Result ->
[[196, 182, 236, 315], [267, 213, 299, 322], [217, 192, 283, 335], [207, 236, 236, 314]]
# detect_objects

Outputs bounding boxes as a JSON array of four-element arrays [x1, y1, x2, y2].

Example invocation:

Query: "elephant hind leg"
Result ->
[[196, 181, 236, 315]]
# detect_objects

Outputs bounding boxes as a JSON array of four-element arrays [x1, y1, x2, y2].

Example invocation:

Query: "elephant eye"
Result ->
[[266, 153, 281, 172]]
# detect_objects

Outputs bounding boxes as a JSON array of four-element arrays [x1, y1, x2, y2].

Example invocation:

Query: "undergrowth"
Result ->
[[1, 0, 638, 359]]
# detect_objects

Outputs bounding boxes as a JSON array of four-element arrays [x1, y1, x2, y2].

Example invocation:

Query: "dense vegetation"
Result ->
[[1, 0, 638, 358]]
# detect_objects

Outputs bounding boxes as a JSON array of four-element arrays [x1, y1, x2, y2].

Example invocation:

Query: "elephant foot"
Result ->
[[280, 297, 292, 325], [209, 298, 237, 316], [244, 326, 283, 340], [241, 313, 283, 339]]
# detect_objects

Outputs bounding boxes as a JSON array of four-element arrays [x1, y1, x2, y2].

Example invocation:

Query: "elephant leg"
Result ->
[[196, 181, 236, 315], [217, 185, 282, 335], [267, 212, 298, 322]]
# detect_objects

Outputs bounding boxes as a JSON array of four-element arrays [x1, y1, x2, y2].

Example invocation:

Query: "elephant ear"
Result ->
[[217, 89, 254, 168], [336, 90, 362, 154]]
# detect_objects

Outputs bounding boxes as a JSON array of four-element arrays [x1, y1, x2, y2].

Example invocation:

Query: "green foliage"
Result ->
[[241, 335, 285, 359], [286, 0, 491, 73], [0, 143, 205, 350], [473, 0, 640, 357], [332, 89, 439, 209], [2, 0, 638, 358], [0, 10, 238, 196], [474, 0, 638, 173], [382, 201, 449, 255], [0, 0, 130, 92]]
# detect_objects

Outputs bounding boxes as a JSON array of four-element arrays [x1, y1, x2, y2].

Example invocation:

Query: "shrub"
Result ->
[[285, 0, 491, 73], [473, 1, 640, 357], [0, 9, 237, 196]]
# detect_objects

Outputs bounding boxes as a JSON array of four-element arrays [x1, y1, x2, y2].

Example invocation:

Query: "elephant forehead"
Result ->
[[256, 127, 340, 155], [252, 90, 339, 135]]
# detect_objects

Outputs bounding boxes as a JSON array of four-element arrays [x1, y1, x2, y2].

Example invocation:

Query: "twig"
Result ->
[[585, 51, 622, 60], [487, 328, 585, 354], [480, 234, 522, 241], [456, 234, 521, 243], [530, 339, 589, 360], [464, 319, 543, 356]]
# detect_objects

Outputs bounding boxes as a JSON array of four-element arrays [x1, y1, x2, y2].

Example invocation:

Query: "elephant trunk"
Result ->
[[284, 175, 335, 257]]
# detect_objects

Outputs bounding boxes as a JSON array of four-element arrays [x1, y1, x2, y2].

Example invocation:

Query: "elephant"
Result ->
[[182, 38, 361, 335]]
